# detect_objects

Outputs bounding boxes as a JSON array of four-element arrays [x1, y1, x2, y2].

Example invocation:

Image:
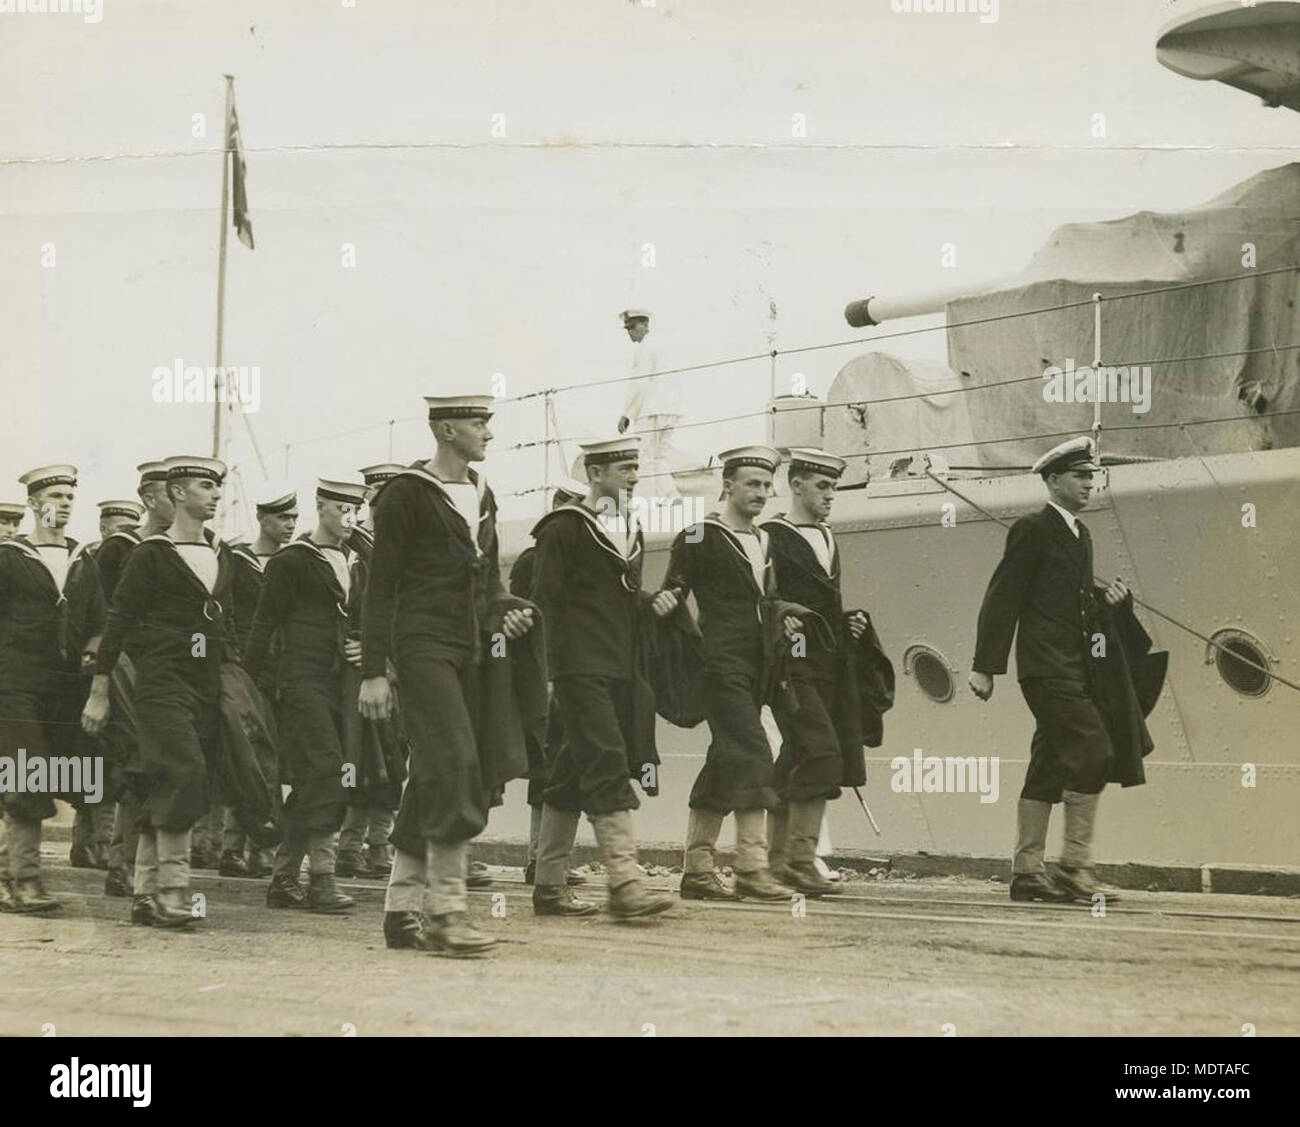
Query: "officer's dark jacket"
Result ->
[[361, 465, 504, 675], [0, 536, 106, 692], [529, 503, 645, 680], [95, 529, 142, 603], [662, 518, 773, 681], [973, 504, 1095, 682], [95, 533, 238, 697], [243, 538, 350, 686]]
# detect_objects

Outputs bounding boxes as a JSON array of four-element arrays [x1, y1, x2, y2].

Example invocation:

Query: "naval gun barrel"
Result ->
[[843, 280, 1009, 328]]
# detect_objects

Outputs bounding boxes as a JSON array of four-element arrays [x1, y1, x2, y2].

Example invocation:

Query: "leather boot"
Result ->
[[734, 868, 795, 901], [218, 850, 250, 877], [151, 888, 194, 928], [1010, 872, 1073, 902], [70, 808, 93, 868], [104, 867, 132, 898], [466, 859, 494, 889], [364, 843, 393, 880], [766, 806, 790, 873], [308, 873, 355, 914], [0, 877, 14, 912], [679, 871, 738, 900], [523, 860, 536, 885], [533, 884, 599, 916], [425, 911, 496, 956], [69, 843, 93, 868], [1055, 865, 1121, 902], [129, 895, 156, 925], [1013, 798, 1052, 877], [778, 799, 833, 896], [12, 877, 59, 913], [335, 849, 364, 878], [266, 871, 309, 909], [590, 810, 673, 919], [87, 804, 114, 869], [384, 910, 436, 950]]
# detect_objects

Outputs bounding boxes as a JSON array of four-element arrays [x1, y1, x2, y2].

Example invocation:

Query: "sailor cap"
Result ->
[[253, 481, 298, 515], [1032, 436, 1100, 478], [163, 456, 227, 483], [787, 448, 846, 480], [136, 461, 169, 485], [98, 499, 144, 521], [718, 445, 781, 474], [425, 395, 494, 421], [316, 478, 369, 506], [580, 436, 642, 466], [0, 501, 27, 520], [359, 463, 406, 487], [19, 464, 78, 494]]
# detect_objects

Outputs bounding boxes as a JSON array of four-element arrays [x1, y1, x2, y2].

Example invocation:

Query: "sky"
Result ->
[[2, 0, 1296, 536]]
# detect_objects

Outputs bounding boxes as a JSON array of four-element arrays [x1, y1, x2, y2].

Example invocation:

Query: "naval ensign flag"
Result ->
[[228, 99, 254, 250]]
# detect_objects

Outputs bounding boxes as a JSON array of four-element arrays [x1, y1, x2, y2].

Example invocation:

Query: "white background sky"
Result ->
[[2, 0, 1295, 535]]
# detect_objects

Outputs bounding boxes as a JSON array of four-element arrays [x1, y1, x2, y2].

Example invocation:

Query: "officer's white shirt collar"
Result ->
[[1047, 500, 1080, 538]]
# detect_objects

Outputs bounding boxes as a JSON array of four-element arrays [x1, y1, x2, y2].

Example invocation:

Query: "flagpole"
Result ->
[[212, 74, 234, 461]]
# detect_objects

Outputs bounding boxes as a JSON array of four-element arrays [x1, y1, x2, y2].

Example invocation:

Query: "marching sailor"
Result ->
[[968, 436, 1130, 903], [360, 394, 535, 956], [68, 500, 143, 870], [83, 456, 237, 928], [0, 505, 23, 904], [656, 445, 801, 902], [0, 501, 24, 540], [335, 463, 405, 881], [760, 449, 871, 897], [527, 437, 675, 918], [509, 478, 586, 886], [220, 483, 298, 880], [100, 463, 173, 898], [243, 478, 366, 914], [0, 465, 107, 913]]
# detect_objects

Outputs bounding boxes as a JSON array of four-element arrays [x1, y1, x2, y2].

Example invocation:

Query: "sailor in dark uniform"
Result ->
[[760, 449, 871, 896], [0, 465, 106, 914], [0, 502, 22, 905], [969, 436, 1131, 903], [509, 478, 585, 885], [336, 462, 405, 881], [83, 456, 236, 928], [69, 500, 143, 871], [360, 394, 535, 956], [657, 445, 801, 902], [528, 438, 675, 918], [100, 462, 174, 899], [0, 502, 24, 540], [220, 484, 298, 880], [244, 478, 367, 915]]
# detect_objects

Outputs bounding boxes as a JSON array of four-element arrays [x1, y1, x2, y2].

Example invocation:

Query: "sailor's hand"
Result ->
[[502, 607, 534, 639], [343, 638, 363, 667], [81, 688, 111, 736], [358, 676, 394, 722], [782, 615, 802, 641], [1103, 577, 1130, 606], [847, 611, 868, 640], [651, 589, 679, 618], [968, 671, 994, 702]]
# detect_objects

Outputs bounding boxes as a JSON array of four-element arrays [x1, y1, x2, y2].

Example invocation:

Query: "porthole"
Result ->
[[903, 644, 955, 704], [1207, 630, 1273, 699]]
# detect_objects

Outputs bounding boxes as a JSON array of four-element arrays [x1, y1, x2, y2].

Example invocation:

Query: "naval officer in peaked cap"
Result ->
[[969, 436, 1130, 904]]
